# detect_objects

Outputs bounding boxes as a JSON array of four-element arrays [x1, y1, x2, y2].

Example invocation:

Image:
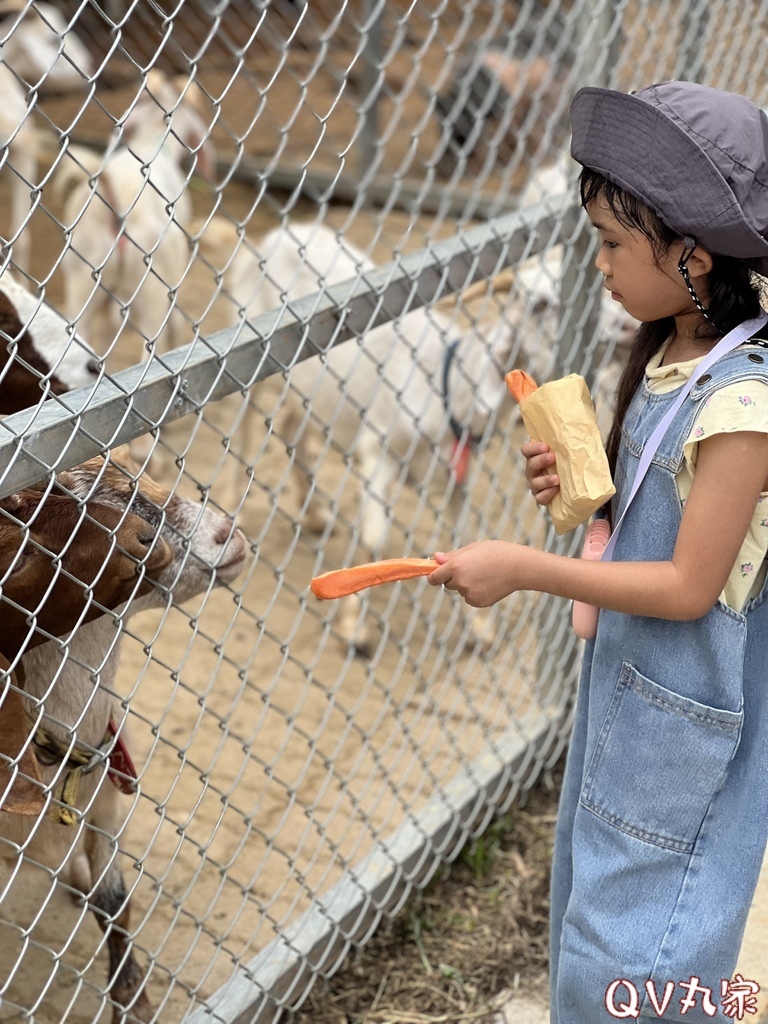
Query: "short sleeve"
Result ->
[[683, 379, 768, 468]]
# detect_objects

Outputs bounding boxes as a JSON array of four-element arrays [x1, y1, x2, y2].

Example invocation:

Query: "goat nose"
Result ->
[[214, 518, 236, 545], [87, 358, 102, 376], [146, 536, 173, 573]]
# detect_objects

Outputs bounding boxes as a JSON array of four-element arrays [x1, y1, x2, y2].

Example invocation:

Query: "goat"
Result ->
[[204, 217, 635, 652], [435, 51, 560, 179], [201, 220, 519, 653], [0, 488, 173, 815], [0, 2, 92, 92], [58, 71, 215, 371], [0, 454, 246, 1022], [0, 1, 92, 269], [433, 2, 584, 181], [0, 272, 100, 412]]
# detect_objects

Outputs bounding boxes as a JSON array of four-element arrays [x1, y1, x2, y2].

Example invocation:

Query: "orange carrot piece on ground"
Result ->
[[310, 557, 438, 599], [505, 369, 539, 403]]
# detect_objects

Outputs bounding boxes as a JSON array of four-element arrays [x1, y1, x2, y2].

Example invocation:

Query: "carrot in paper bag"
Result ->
[[505, 369, 539, 403], [310, 557, 438, 599], [505, 368, 615, 535]]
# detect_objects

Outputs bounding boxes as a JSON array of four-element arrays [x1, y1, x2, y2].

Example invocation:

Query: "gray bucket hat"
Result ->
[[570, 82, 768, 273]]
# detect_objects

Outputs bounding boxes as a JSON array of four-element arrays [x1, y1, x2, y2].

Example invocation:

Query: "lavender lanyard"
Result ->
[[602, 312, 768, 562]]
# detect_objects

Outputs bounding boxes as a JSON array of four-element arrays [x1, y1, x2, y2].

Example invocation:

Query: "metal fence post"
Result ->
[[358, 0, 384, 185]]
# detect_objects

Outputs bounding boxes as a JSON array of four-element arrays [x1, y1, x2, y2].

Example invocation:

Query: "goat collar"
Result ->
[[442, 339, 483, 485], [30, 717, 138, 826], [442, 339, 483, 446]]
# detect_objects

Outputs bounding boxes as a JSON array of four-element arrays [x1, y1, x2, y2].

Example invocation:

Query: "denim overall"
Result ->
[[550, 344, 768, 1023]]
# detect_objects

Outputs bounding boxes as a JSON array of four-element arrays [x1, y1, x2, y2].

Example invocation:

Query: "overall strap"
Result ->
[[603, 312, 768, 562]]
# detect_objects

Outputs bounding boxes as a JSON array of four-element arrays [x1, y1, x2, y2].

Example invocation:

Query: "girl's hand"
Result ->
[[428, 541, 523, 607], [521, 440, 559, 505]]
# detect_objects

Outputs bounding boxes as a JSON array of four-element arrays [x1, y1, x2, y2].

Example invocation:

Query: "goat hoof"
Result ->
[[302, 509, 332, 535], [112, 990, 154, 1024], [334, 630, 374, 659], [465, 619, 494, 655], [353, 638, 374, 659]]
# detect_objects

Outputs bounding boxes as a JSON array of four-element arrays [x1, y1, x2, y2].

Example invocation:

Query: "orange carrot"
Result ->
[[310, 557, 438, 599], [505, 369, 539, 403]]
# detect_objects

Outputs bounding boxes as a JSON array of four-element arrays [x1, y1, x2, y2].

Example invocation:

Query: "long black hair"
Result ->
[[580, 167, 763, 483]]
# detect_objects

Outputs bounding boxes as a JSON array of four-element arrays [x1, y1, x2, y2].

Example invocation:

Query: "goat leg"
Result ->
[[85, 822, 154, 1023], [89, 868, 154, 1023]]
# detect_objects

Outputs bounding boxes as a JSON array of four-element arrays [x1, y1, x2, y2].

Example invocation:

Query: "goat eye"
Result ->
[[532, 298, 551, 316], [5, 551, 31, 578]]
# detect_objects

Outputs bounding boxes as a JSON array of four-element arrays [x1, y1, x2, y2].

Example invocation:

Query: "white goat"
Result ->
[[205, 217, 634, 653], [1, 455, 246, 1021], [205, 221, 519, 653], [58, 71, 214, 367], [0, 1, 92, 269]]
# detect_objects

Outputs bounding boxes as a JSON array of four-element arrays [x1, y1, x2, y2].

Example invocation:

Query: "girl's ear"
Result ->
[[688, 246, 714, 280]]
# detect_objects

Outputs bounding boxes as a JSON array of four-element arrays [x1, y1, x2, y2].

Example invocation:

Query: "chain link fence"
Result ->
[[0, 1, 764, 1021]]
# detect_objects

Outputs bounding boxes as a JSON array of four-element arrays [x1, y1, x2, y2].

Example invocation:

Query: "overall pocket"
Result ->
[[581, 662, 743, 854]]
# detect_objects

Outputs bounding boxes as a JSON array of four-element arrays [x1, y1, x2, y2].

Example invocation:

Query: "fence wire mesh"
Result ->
[[0, 1, 764, 1021]]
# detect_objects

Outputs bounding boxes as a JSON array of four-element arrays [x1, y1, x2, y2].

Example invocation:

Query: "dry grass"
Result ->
[[289, 759, 563, 1024]]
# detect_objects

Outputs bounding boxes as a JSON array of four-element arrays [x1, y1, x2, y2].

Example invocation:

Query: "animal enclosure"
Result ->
[[0, 1, 764, 1022]]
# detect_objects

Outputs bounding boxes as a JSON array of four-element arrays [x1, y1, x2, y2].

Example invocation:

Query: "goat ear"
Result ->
[[108, 443, 142, 475], [0, 682, 45, 817], [0, 492, 23, 511]]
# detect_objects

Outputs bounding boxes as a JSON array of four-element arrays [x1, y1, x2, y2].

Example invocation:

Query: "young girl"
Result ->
[[429, 82, 768, 1023]]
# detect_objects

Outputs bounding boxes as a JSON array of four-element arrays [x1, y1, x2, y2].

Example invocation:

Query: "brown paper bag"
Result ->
[[518, 374, 615, 535]]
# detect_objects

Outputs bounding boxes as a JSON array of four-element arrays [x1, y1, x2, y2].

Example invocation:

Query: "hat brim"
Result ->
[[570, 87, 768, 270]]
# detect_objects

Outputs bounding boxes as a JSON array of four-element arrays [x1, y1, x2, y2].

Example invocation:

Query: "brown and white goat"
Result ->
[[0, 488, 173, 815], [1, 455, 246, 1022], [0, 273, 101, 413]]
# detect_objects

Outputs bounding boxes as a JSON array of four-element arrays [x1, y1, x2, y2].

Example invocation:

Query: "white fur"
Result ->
[[212, 217, 634, 651], [0, 2, 92, 91], [213, 222, 518, 651], [0, 3, 91, 269], [59, 73, 214, 364]]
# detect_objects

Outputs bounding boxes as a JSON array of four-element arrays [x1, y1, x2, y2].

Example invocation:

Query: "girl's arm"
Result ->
[[429, 430, 768, 620]]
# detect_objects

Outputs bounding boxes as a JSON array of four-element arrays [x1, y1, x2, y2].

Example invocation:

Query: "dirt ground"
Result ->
[[290, 759, 562, 1024]]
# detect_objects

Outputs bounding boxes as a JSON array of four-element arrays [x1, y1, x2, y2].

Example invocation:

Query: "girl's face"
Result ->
[[587, 198, 705, 327]]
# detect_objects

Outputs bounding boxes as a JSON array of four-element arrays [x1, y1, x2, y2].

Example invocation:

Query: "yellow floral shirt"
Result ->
[[645, 340, 768, 611]]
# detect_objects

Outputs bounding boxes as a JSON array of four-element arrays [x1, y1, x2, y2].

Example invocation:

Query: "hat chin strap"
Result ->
[[677, 234, 720, 328]]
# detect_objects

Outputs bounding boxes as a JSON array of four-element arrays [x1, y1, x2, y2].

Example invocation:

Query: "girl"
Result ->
[[428, 82, 768, 1023]]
